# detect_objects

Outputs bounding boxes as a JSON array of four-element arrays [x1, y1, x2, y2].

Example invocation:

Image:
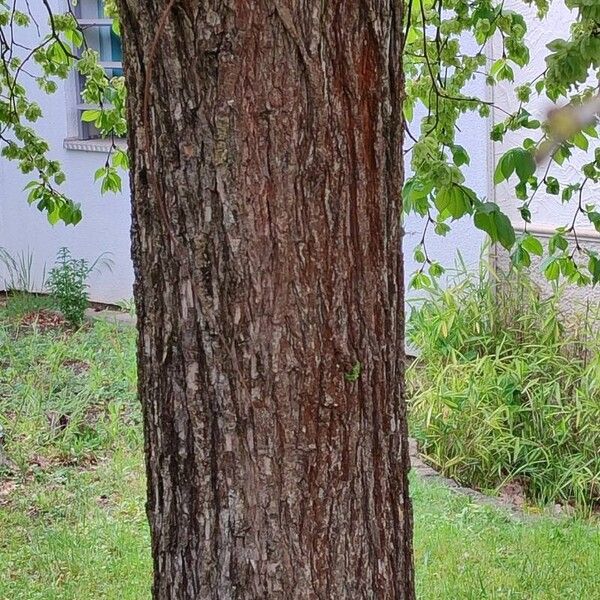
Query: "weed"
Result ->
[[47, 248, 112, 328], [345, 361, 362, 382]]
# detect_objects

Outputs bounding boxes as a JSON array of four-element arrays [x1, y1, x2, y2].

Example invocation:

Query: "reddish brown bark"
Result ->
[[116, 1, 412, 597]]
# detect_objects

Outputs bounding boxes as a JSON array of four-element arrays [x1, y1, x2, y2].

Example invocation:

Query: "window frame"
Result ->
[[72, 2, 123, 141]]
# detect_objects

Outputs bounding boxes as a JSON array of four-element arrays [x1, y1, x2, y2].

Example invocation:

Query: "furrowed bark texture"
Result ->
[[116, 1, 412, 597]]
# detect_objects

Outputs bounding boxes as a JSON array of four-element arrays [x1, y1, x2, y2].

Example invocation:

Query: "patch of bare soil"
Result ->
[[45, 412, 70, 434], [97, 493, 112, 509], [28, 453, 55, 470], [20, 310, 65, 331], [61, 358, 90, 375], [497, 480, 527, 510], [0, 479, 17, 506]]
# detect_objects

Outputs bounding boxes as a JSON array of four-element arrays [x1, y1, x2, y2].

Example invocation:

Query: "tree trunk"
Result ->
[[116, 1, 412, 597]]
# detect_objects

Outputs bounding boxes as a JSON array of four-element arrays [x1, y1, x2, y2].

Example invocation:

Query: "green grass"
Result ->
[[0, 451, 150, 599], [0, 295, 150, 599], [1, 295, 599, 599], [0, 292, 55, 321], [413, 478, 600, 599]]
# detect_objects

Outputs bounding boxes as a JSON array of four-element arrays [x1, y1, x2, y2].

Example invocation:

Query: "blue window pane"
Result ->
[[111, 30, 122, 63], [95, 0, 122, 71]]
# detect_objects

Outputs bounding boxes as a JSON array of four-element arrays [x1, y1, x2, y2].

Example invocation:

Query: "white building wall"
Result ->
[[492, 0, 600, 306], [0, 0, 132, 304], [14, 2, 592, 305], [405, 32, 488, 303]]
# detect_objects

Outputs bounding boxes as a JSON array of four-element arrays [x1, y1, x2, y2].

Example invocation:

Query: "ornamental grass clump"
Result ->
[[408, 264, 600, 512]]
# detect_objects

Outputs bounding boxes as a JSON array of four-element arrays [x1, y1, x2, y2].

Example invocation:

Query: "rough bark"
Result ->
[[116, 1, 412, 597]]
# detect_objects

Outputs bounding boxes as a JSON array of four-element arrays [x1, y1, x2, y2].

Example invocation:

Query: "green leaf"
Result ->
[[441, 396, 459, 410], [521, 234, 543, 256], [548, 233, 568, 254], [588, 254, 600, 285], [490, 58, 514, 82], [559, 256, 577, 278], [553, 146, 570, 166], [435, 185, 476, 220], [81, 109, 101, 123], [511, 244, 531, 268], [494, 151, 515, 184], [473, 203, 515, 250], [587, 211, 600, 233], [514, 149, 536, 183], [573, 131, 589, 151], [515, 181, 528, 200], [64, 28, 84, 48], [545, 176, 560, 195], [94, 167, 107, 182], [493, 148, 535, 185], [490, 123, 506, 142], [414, 246, 426, 263], [47, 207, 60, 226], [406, 26, 420, 45], [434, 222, 451, 236], [403, 177, 433, 215], [409, 272, 432, 290], [403, 100, 414, 123], [429, 262, 445, 277], [450, 145, 470, 167], [519, 206, 532, 223], [112, 149, 129, 170], [544, 259, 560, 280], [562, 185, 578, 203]]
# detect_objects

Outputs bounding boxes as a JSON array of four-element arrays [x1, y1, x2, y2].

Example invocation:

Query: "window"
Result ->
[[73, 0, 123, 140]]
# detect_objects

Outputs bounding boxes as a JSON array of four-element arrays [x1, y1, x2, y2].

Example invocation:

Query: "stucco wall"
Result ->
[[0, 0, 132, 304], [491, 0, 600, 301], [493, 228, 600, 312]]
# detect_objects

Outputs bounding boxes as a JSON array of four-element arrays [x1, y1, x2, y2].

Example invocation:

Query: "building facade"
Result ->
[[0, 0, 595, 305]]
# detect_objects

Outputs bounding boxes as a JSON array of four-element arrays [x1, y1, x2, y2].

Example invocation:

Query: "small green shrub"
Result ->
[[47, 248, 111, 328], [407, 264, 600, 512]]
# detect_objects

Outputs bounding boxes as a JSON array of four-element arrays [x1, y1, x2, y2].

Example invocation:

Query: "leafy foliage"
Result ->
[[0, 0, 599, 288], [408, 264, 600, 512], [404, 0, 600, 285], [0, 2, 81, 224], [0, 0, 126, 224]]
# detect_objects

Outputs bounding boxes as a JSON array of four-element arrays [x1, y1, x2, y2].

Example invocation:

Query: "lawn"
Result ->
[[0, 297, 599, 599]]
